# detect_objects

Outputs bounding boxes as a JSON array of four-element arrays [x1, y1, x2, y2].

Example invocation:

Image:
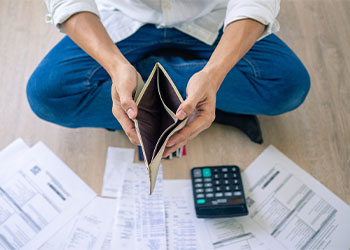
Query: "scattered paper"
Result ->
[[101, 147, 135, 198], [0, 141, 96, 250], [111, 164, 166, 249], [164, 180, 283, 250], [244, 145, 350, 250]]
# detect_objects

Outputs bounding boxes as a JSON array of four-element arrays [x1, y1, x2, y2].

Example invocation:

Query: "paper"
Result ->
[[0, 141, 96, 250], [0, 138, 30, 164], [164, 180, 210, 250], [111, 164, 166, 249], [41, 197, 115, 250], [101, 147, 135, 198], [244, 145, 350, 250], [164, 180, 282, 250]]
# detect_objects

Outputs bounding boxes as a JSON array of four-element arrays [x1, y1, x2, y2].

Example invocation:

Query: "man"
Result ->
[[27, 0, 310, 157]]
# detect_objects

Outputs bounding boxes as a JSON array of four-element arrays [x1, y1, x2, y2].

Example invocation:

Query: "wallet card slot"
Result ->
[[157, 67, 182, 116]]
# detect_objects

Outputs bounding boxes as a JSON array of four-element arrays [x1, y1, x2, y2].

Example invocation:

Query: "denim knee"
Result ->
[[264, 57, 310, 115], [26, 64, 75, 126]]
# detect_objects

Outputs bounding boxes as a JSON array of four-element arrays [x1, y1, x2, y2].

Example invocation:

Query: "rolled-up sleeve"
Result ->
[[44, 0, 100, 30], [224, 0, 280, 38]]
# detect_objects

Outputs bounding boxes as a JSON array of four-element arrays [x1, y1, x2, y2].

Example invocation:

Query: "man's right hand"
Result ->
[[111, 63, 141, 145], [62, 12, 141, 145]]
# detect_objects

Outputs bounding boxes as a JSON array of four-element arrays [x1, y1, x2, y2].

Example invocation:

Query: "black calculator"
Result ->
[[191, 165, 248, 218]]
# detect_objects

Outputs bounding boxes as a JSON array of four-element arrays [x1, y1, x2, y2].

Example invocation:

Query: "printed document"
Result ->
[[164, 180, 283, 250], [244, 145, 350, 250], [101, 147, 135, 198], [0, 142, 96, 250], [111, 164, 166, 250], [41, 197, 115, 250]]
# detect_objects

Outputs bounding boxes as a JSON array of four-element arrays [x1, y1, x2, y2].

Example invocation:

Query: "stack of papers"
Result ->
[[2, 139, 349, 250], [0, 139, 115, 250], [103, 145, 350, 250]]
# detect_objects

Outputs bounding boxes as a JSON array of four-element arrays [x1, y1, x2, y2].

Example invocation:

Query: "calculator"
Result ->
[[191, 166, 248, 218]]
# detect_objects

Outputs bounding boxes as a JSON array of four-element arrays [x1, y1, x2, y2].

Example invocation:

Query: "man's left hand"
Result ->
[[163, 69, 218, 157]]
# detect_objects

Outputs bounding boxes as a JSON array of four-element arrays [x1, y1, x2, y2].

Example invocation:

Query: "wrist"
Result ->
[[202, 63, 228, 91], [105, 52, 131, 79]]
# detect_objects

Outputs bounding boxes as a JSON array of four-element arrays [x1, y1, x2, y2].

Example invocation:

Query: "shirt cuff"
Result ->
[[45, 0, 100, 31], [224, 0, 280, 39]]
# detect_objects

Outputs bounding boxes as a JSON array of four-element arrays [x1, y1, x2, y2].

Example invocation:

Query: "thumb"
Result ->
[[176, 96, 198, 120], [118, 86, 138, 119]]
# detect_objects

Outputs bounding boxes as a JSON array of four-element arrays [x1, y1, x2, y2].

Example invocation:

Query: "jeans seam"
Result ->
[[241, 56, 260, 78], [86, 64, 104, 89]]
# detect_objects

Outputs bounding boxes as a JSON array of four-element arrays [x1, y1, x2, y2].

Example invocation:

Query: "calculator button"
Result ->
[[214, 180, 220, 185], [204, 183, 212, 187], [231, 166, 238, 172], [224, 180, 229, 185], [225, 186, 231, 191], [215, 187, 221, 191], [222, 168, 228, 172], [213, 168, 219, 173], [223, 173, 228, 178], [214, 174, 220, 179], [224, 192, 233, 197], [232, 173, 238, 178], [196, 199, 206, 204], [206, 193, 214, 198], [193, 169, 202, 177], [215, 192, 223, 197], [217, 198, 227, 203], [232, 179, 238, 184], [202, 168, 211, 177], [195, 183, 203, 188], [196, 188, 204, 193], [194, 178, 202, 183], [233, 185, 240, 190], [233, 191, 242, 196], [196, 194, 204, 198], [204, 178, 212, 182], [205, 188, 213, 192]]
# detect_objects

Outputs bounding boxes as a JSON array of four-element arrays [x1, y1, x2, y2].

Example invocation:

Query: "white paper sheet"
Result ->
[[164, 180, 282, 250], [101, 147, 135, 198], [0, 138, 30, 171], [40, 197, 115, 250], [111, 164, 166, 250], [0, 141, 96, 250], [244, 145, 350, 250], [164, 180, 210, 250]]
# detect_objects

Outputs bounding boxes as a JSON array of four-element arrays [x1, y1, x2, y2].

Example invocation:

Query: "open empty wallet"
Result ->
[[133, 63, 188, 194]]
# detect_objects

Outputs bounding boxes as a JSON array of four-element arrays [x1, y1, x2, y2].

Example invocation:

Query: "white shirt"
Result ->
[[45, 0, 280, 45]]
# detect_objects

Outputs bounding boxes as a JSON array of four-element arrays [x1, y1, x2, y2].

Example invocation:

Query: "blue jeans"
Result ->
[[27, 24, 310, 130]]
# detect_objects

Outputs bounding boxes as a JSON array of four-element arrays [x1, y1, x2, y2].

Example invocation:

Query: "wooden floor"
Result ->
[[0, 0, 349, 203]]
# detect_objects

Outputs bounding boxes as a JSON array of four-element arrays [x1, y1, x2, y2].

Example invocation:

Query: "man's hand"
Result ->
[[163, 19, 265, 157], [163, 70, 217, 157], [111, 63, 140, 145]]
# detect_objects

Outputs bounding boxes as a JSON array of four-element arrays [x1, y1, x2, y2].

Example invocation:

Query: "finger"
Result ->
[[116, 85, 138, 119], [163, 139, 187, 158], [112, 104, 140, 145], [176, 95, 199, 120], [167, 114, 210, 147]]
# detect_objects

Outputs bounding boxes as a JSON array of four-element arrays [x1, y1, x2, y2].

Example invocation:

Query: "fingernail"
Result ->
[[127, 108, 135, 119], [167, 142, 175, 147], [177, 109, 187, 120]]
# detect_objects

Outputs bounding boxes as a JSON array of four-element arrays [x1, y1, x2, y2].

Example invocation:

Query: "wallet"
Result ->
[[133, 63, 188, 194]]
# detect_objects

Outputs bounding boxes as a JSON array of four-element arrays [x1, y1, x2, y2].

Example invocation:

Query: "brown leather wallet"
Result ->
[[133, 63, 188, 194]]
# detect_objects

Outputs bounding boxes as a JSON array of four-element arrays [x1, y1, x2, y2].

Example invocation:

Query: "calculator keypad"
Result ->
[[192, 166, 243, 206]]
